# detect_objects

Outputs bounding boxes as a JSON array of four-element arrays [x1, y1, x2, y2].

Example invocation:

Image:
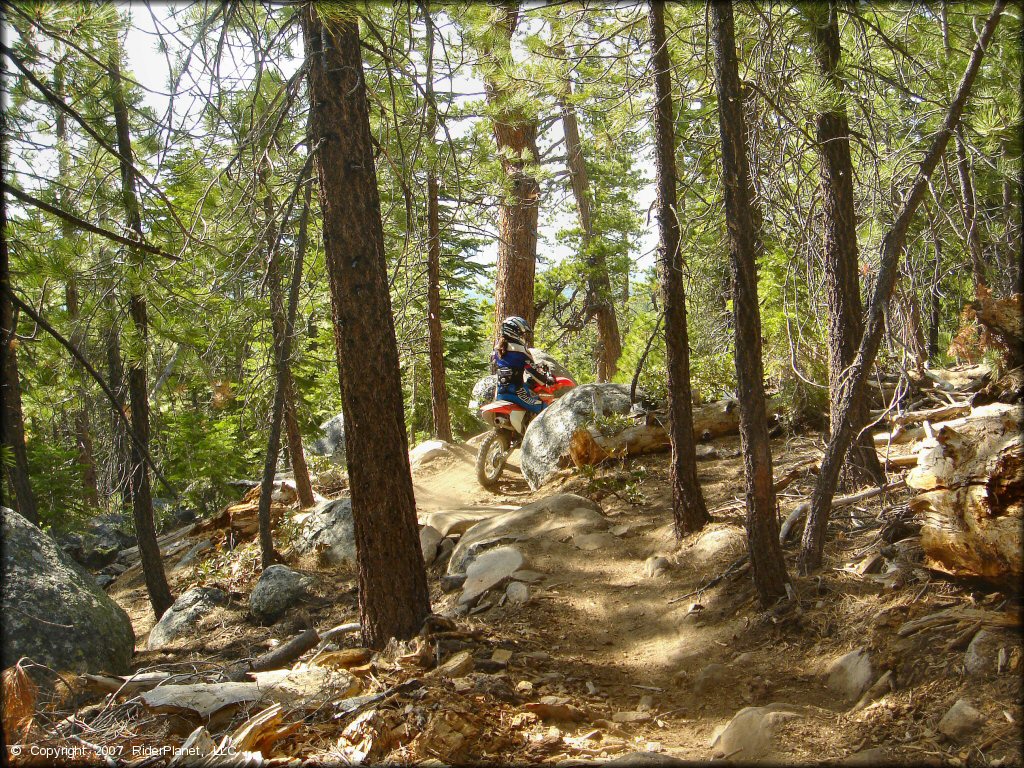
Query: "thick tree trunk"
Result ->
[[303, 6, 431, 647], [109, 44, 173, 619], [649, 1, 710, 538], [710, 0, 790, 605], [261, 167, 315, 510], [799, 0, 1005, 574], [423, 6, 452, 443], [809, 2, 886, 490], [0, 195, 38, 524], [485, 3, 539, 329]]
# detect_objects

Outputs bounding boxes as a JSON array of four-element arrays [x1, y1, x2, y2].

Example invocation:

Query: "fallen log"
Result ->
[[227, 627, 320, 681], [907, 402, 1022, 585], [569, 397, 783, 467], [779, 480, 906, 546]]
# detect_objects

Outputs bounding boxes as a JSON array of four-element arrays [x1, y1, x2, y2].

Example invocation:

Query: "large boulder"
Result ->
[[448, 494, 606, 576], [310, 413, 346, 463], [57, 513, 137, 571], [147, 587, 228, 650], [520, 383, 633, 490], [2, 507, 135, 674], [294, 498, 356, 566]]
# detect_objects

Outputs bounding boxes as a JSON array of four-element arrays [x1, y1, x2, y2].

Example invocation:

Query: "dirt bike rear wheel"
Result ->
[[476, 431, 510, 490]]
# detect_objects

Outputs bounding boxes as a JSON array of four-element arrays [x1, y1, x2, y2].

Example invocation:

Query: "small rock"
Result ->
[[434, 537, 456, 569], [638, 694, 655, 711], [147, 587, 228, 650], [694, 663, 729, 696], [586, 680, 598, 695], [516, 680, 535, 695], [842, 746, 889, 765], [511, 569, 546, 583], [95, 574, 115, 589], [458, 546, 524, 606], [606, 752, 689, 765], [250, 565, 309, 623], [612, 711, 652, 723], [938, 699, 984, 741], [827, 648, 873, 702], [709, 703, 802, 760], [644, 556, 670, 578], [420, 525, 444, 565], [440, 574, 466, 592], [436, 650, 475, 678], [965, 629, 1016, 678], [733, 652, 755, 666], [506, 581, 530, 606], [492, 648, 513, 664]]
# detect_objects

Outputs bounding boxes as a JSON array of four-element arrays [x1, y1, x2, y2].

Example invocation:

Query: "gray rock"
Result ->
[[295, 498, 355, 566], [310, 413, 345, 462], [694, 663, 729, 696], [827, 648, 873, 702], [520, 383, 633, 490], [147, 587, 228, 650], [57, 514, 137, 571], [965, 629, 1016, 678], [842, 746, 889, 765], [709, 703, 803, 761], [420, 526, 444, 565], [2, 507, 135, 674], [644, 556, 670, 578], [95, 574, 116, 589], [410, 440, 452, 469], [937, 698, 984, 741], [505, 581, 530, 606], [606, 753, 689, 766], [250, 565, 309, 623], [448, 494, 606, 576]]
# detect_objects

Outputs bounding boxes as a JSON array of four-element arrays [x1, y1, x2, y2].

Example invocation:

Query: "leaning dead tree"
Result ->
[[798, 0, 1006, 574]]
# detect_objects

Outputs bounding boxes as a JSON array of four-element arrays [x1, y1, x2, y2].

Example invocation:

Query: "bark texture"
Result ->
[[809, 2, 886, 489], [109, 43, 173, 618], [799, 0, 1005, 573], [710, 0, 790, 604], [303, 6, 431, 647], [262, 166, 315, 510], [907, 403, 1021, 585], [649, 0, 710, 537], [0, 190, 38, 523], [484, 3, 539, 329]]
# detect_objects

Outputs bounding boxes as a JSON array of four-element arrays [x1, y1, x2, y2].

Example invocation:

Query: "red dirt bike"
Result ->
[[474, 365, 575, 489]]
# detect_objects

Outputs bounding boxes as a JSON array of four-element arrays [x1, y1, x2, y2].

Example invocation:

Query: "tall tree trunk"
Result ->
[[261, 165, 315, 509], [799, 0, 1005, 574], [649, 1, 710, 538], [927, 211, 943, 360], [484, 2, 540, 329], [54, 61, 100, 508], [809, 2, 886, 490], [710, 0, 790, 605], [0, 188, 38, 524], [551, 24, 622, 381], [257, 179, 313, 568], [109, 43, 173, 619], [104, 294, 131, 510], [303, 6, 430, 647], [423, 3, 452, 443]]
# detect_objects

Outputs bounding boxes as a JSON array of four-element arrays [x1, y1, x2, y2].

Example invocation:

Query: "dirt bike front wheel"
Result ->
[[476, 431, 510, 490]]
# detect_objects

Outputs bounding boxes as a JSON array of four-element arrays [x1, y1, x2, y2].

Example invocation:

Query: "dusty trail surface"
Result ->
[[98, 431, 1022, 765]]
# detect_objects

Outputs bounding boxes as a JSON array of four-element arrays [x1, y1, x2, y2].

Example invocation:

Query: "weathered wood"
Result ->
[[896, 606, 1021, 637], [907, 402, 1022, 584], [780, 480, 906, 545], [228, 628, 321, 681]]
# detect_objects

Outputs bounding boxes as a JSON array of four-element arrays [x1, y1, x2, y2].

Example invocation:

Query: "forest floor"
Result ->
[[63, 430, 1024, 765]]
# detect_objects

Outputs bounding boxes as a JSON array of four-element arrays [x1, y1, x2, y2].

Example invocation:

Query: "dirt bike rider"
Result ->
[[492, 316, 555, 414]]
